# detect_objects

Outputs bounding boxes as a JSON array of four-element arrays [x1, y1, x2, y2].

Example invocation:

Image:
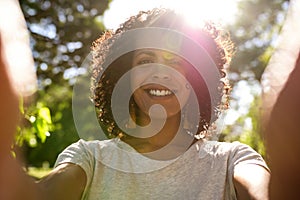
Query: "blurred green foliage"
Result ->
[[18, 0, 110, 167], [221, 96, 266, 157], [221, 0, 289, 157], [227, 0, 289, 82], [16, 99, 53, 148]]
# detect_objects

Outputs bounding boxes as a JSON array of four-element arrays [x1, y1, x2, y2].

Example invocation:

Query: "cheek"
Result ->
[[130, 75, 140, 92], [174, 73, 192, 107], [178, 86, 191, 110], [130, 68, 149, 91], [130, 70, 150, 112]]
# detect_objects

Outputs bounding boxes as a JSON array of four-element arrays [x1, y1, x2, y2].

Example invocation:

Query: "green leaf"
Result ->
[[35, 118, 47, 143], [38, 107, 52, 124]]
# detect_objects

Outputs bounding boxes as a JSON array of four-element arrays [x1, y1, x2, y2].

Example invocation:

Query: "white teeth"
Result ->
[[149, 89, 172, 96]]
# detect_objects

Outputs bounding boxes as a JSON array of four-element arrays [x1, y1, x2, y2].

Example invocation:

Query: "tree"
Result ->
[[19, 0, 110, 167], [221, 0, 289, 151], [228, 0, 289, 82]]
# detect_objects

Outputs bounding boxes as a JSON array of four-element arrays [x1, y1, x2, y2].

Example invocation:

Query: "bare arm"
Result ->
[[233, 164, 270, 200], [37, 163, 87, 200], [1, 13, 86, 200], [0, 36, 39, 200], [261, 0, 300, 198], [0, 42, 87, 200]]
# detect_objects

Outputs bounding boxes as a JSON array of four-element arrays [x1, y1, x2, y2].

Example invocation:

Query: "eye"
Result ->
[[168, 59, 182, 65], [167, 58, 185, 70], [137, 59, 154, 65]]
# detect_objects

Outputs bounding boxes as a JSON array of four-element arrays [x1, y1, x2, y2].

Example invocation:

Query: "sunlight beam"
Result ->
[[103, 0, 239, 30], [161, 0, 238, 26]]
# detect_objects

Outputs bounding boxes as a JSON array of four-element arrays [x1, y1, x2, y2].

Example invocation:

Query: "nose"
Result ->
[[151, 65, 171, 81], [152, 73, 171, 80]]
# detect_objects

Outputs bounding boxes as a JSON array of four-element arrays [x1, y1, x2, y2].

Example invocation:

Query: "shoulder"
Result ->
[[212, 140, 252, 150], [65, 138, 116, 151], [194, 140, 267, 167], [54, 139, 116, 167], [212, 141, 269, 173], [196, 140, 252, 156], [209, 140, 261, 156]]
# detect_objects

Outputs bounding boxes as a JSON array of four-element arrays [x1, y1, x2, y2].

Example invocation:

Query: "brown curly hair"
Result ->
[[90, 8, 234, 139]]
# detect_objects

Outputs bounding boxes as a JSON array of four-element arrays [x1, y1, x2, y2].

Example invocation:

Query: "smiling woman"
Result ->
[[0, 6, 270, 200], [50, 8, 270, 199]]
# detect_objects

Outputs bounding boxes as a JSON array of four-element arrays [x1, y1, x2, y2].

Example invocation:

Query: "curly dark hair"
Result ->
[[90, 8, 234, 139]]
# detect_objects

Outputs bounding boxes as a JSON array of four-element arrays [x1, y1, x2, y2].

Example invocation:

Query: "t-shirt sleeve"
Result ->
[[54, 139, 95, 186], [225, 141, 269, 199], [229, 141, 269, 172]]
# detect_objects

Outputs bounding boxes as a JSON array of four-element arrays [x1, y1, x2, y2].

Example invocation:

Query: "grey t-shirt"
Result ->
[[55, 139, 269, 200]]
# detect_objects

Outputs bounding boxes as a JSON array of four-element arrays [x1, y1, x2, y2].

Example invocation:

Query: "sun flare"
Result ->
[[103, 0, 239, 30], [161, 0, 238, 26]]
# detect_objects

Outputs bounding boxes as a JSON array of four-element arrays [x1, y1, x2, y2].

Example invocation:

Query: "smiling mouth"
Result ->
[[147, 89, 175, 97]]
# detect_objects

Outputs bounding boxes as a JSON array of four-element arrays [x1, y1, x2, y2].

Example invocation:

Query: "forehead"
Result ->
[[133, 49, 182, 59]]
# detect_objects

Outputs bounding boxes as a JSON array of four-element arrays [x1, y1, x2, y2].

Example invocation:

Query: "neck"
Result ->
[[122, 110, 195, 157], [143, 113, 181, 148]]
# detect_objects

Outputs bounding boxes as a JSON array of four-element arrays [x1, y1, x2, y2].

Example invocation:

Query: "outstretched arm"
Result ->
[[37, 163, 87, 200], [0, 36, 39, 200], [262, 0, 300, 199], [0, 28, 87, 200], [0, 1, 87, 198], [233, 164, 270, 200]]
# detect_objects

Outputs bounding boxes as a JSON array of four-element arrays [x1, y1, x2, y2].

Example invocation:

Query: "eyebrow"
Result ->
[[134, 50, 183, 62], [134, 50, 156, 57]]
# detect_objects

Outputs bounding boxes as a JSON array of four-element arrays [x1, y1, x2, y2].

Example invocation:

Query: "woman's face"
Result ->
[[130, 49, 191, 119]]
